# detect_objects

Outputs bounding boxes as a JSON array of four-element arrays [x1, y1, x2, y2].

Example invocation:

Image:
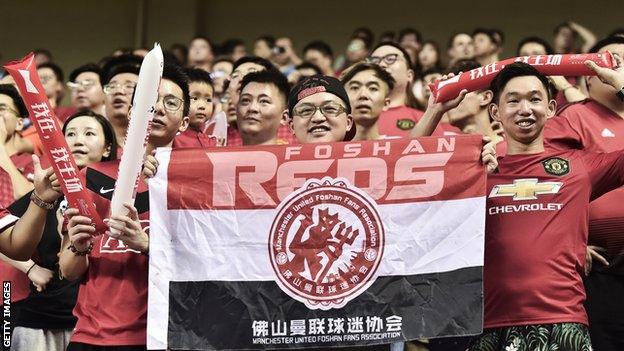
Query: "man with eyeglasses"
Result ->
[[61, 63, 190, 351], [102, 63, 140, 147], [288, 74, 356, 143], [68, 64, 106, 117], [368, 42, 459, 139]]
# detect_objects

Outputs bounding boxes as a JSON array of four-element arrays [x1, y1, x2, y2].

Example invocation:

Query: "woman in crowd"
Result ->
[[4, 110, 117, 351]]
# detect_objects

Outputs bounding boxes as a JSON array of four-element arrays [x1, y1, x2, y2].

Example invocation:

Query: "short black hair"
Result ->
[[101, 54, 143, 85], [295, 62, 322, 75], [372, 41, 414, 70], [447, 32, 471, 49], [162, 63, 191, 116], [0, 84, 28, 117], [37, 62, 64, 82], [62, 110, 118, 162], [609, 28, 624, 38], [185, 67, 213, 88], [239, 70, 290, 106], [170, 43, 188, 53], [398, 28, 423, 44], [232, 56, 277, 72], [191, 36, 212, 46], [352, 27, 374, 49], [446, 59, 481, 75], [213, 57, 234, 67], [589, 35, 624, 53], [379, 31, 396, 43], [221, 39, 245, 56], [489, 62, 551, 103], [340, 62, 395, 92], [553, 22, 577, 37], [34, 48, 53, 61], [255, 35, 275, 48], [516, 36, 554, 56], [303, 41, 334, 59], [473, 28, 501, 46], [103, 64, 140, 85], [69, 63, 102, 84], [421, 67, 444, 77], [491, 28, 505, 46]]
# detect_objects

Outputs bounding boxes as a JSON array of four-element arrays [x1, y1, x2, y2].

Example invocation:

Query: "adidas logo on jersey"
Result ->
[[601, 128, 616, 138]]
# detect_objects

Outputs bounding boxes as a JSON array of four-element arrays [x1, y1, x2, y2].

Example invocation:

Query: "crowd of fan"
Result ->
[[1, 21, 624, 351]]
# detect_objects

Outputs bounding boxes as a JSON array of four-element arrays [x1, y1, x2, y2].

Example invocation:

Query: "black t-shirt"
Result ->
[[8, 191, 79, 329]]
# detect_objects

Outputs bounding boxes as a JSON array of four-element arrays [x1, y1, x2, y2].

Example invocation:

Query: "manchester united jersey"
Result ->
[[378, 105, 461, 138], [70, 160, 150, 346], [485, 149, 624, 328], [545, 100, 624, 263]]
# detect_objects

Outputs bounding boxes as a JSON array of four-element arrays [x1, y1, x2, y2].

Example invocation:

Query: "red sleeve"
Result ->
[[544, 114, 583, 151], [581, 151, 624, 201]]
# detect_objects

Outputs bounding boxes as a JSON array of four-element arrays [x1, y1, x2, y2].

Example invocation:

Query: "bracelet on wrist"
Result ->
[[68, 242, 93, 256], [30, 192, 57, 210], [25, 262, 36, 276]]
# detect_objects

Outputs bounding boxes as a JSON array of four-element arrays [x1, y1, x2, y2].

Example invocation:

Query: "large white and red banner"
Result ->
[[147, 135, 486, 350]]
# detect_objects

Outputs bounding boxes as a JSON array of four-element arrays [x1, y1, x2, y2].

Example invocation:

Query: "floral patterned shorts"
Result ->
[[467, 322, 592, 351]]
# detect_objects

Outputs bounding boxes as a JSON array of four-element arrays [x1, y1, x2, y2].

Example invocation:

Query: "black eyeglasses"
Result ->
[[366, 54, 400, 66], [293, 102, 347, 119]]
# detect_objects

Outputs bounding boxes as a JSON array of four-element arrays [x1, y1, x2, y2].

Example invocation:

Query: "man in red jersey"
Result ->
[[60, 63, 190, 351], [543, 36, 624, 351], [368, 42, 460, 139], [467, 58, 624, 351]]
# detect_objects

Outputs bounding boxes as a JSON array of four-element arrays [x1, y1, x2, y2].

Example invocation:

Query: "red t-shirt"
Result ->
[[55, 106, 78, 124], [545, 100, 624, 258], [0, 153, 34, 208], [485, 149, 624, 328], [276, 123, 295, 144], [226, 124, 294, 146], [227, 126, 243, 147], [173, 129, 218, 148], [378, 105, 461, 138], [554, 76, 578, 112], [70, 160, 149, 346]]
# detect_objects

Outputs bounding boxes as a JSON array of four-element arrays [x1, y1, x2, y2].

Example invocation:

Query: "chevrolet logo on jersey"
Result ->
[[489, 178, 563, 200]]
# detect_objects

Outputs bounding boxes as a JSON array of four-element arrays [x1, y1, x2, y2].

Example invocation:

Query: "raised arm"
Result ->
[[0, 155, 60, 260], [58, 207, 93, 281], [585, 52, 624, 92], [569, 21, 598, 53], [411, 73, 468, 138]]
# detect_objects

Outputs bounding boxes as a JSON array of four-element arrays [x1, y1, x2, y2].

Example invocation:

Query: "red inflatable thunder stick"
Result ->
[[4, 53, 104, 233], [429, 52, 616, 103]]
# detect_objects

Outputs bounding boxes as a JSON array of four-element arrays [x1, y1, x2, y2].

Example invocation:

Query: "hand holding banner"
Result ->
[[4, 53, 104, 232], [110, 43, 163, 228], [429, 52, 615, 103]]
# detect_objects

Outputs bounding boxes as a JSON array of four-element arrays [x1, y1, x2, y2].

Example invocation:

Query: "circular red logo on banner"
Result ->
[[269, 177, 384, 310]]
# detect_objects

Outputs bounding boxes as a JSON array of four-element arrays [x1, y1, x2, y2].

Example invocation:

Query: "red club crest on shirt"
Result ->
[[269, 177, 384, 310]]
